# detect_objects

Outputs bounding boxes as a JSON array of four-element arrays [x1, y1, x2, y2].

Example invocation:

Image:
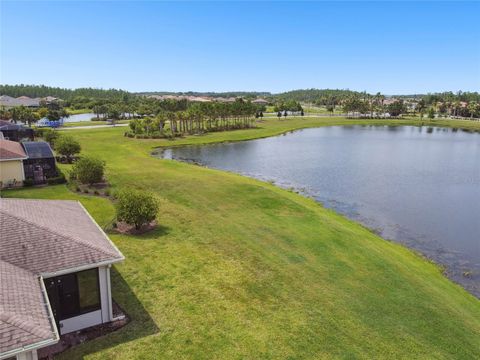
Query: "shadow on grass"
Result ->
[[58, 268, 159, 358], [128, 224, 171, 240]]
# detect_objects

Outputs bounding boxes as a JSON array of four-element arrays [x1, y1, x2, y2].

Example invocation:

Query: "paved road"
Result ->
[[59, 123, 130, 130]]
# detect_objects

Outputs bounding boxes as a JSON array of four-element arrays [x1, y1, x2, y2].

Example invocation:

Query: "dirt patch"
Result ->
[[113, 220, 157, 235], [38, 302, 129, 360]]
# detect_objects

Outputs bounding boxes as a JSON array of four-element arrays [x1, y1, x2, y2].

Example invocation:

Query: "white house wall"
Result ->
[[60, 309, 102, 334], [99, 265, 113, 322], [15, 350, 38, 360]]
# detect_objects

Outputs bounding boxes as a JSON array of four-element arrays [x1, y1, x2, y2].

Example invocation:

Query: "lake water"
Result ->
[[37, 113, 96, 126], [159, 126, 480, 297], [64, 113, 96, 122]]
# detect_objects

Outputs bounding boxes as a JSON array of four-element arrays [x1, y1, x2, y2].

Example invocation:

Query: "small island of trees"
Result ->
[[126, 99, 260, 138]]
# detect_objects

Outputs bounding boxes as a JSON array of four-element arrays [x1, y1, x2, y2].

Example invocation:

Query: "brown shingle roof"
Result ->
[[0, 199, 124, 357], [0, 199, 124, 274], [0, 261, 57, 355], [0, 139, 27, 160]]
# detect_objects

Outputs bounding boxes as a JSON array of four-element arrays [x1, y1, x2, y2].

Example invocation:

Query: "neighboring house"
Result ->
[[21, 142, 57, 183], [0, 121, 34, 142], [252, 98, 269, 106], [0, 96, 40, 108], [0, 199, 125, 360], [0, 139, 28, 188]]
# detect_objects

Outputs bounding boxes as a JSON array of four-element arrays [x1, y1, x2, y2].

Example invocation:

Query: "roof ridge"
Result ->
[[0, 312, 52, 340], [0, 258, 34, 275], [0, 209, 119, 261]]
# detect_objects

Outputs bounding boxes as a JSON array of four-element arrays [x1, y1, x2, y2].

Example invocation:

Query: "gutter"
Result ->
[[0, 277, 60, 360], [41, 257, 124, 279], [0, 156, 28, 161]]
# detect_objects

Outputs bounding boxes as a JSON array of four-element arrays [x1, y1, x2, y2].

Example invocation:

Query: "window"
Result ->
[[78, 269, 101, 311], [45, 268, 101, 321]]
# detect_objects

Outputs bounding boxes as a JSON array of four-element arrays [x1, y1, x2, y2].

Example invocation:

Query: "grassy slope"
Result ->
[[5, 117, 480, 359]]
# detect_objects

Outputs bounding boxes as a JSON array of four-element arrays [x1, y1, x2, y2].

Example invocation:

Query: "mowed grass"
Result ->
[[4, 117, 480, 359]]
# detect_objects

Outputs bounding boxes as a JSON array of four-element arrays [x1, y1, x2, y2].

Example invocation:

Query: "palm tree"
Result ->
[[468, 102, 478, 119]]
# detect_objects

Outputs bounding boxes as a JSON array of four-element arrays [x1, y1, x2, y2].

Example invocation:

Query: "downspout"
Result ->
[[106, 264, 113, 321]]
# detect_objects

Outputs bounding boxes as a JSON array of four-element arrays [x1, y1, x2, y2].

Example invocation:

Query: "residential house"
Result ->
[[0, 199, 125, 360], [21, 142, 57, 183], [0, 140, 57, 188], [0, 121, 35, 142], [0, 140, 28, 188], [252, 98, 269, 106], [0, 96, 40, 109]]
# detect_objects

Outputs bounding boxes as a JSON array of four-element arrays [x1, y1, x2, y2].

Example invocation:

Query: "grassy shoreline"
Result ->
[[4, 117, 480, 359]]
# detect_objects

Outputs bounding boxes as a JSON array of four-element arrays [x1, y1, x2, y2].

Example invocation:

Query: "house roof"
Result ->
[[252, 98, 268, 104], [0, 199, 124, 275], [0, 260, 58, 357], [0, 199, 124, 357], [0, 96, 40, 108], [0, 120, 26, 131], [0, 139, 27, 160], [22, 142, 54, 159]]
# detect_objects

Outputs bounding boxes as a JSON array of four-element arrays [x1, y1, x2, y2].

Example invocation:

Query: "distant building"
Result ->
[[0, 95, 40, 108], [0, 139, 57, 187], [215, 97, 237, 103], [0, 120, 35, 142], [252, 98, 269, 105], [0, 139, 28, 188]]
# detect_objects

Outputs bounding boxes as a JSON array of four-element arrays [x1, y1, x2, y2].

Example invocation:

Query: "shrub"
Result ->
[[71, 156, 105, 185], [93, 190, 99, 195], [55, 135, 81, 161], [34, 128, 46, 138], [43, 129, 60, 147], [47, 175, 66, 185], [104, 189, 110, 197], [76, 186, 81, 192], [115, 189, 159, 230], [83, 189, 89, 194], [23, 179, 35, 187], [46, 167, 66, 185]]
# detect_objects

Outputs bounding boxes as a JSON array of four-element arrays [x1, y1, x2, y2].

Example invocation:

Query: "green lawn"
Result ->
[[4, 117, 480, 359], [66, 108, 92, 115], [60, 119, 130, 128]]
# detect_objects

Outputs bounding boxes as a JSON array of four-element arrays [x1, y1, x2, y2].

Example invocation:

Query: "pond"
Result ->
[[36, 113, 96, 126], [63, 113, 96, 122], [158, 125, 480, 297]]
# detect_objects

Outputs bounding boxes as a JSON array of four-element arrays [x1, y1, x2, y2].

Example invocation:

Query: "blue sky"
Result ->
[[1, 1, 479, 94]]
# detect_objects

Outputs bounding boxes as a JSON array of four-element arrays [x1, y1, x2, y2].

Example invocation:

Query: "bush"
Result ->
[[55, 135, 81, 160], [43, 129, 60, 147], [71, 156, 105, 185], [46, 167, 66, 185], [23, 179, 35, 187], [34, 128, 46, 138], [83, 189, 89, 194], [115, 189, 159, 230], [93, 190, 99, 195], [47, 175, 66, 185], [104, 189, 110, 197], [76, 186, 81, 192]]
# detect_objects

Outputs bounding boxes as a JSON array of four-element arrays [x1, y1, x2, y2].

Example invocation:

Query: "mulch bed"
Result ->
[[37, 302, 129, 360], [113, 220, 157, 235]]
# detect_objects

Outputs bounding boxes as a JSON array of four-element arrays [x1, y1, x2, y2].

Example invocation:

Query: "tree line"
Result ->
[[0, 84, 131, 102], [127, 100, 259, 138]]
